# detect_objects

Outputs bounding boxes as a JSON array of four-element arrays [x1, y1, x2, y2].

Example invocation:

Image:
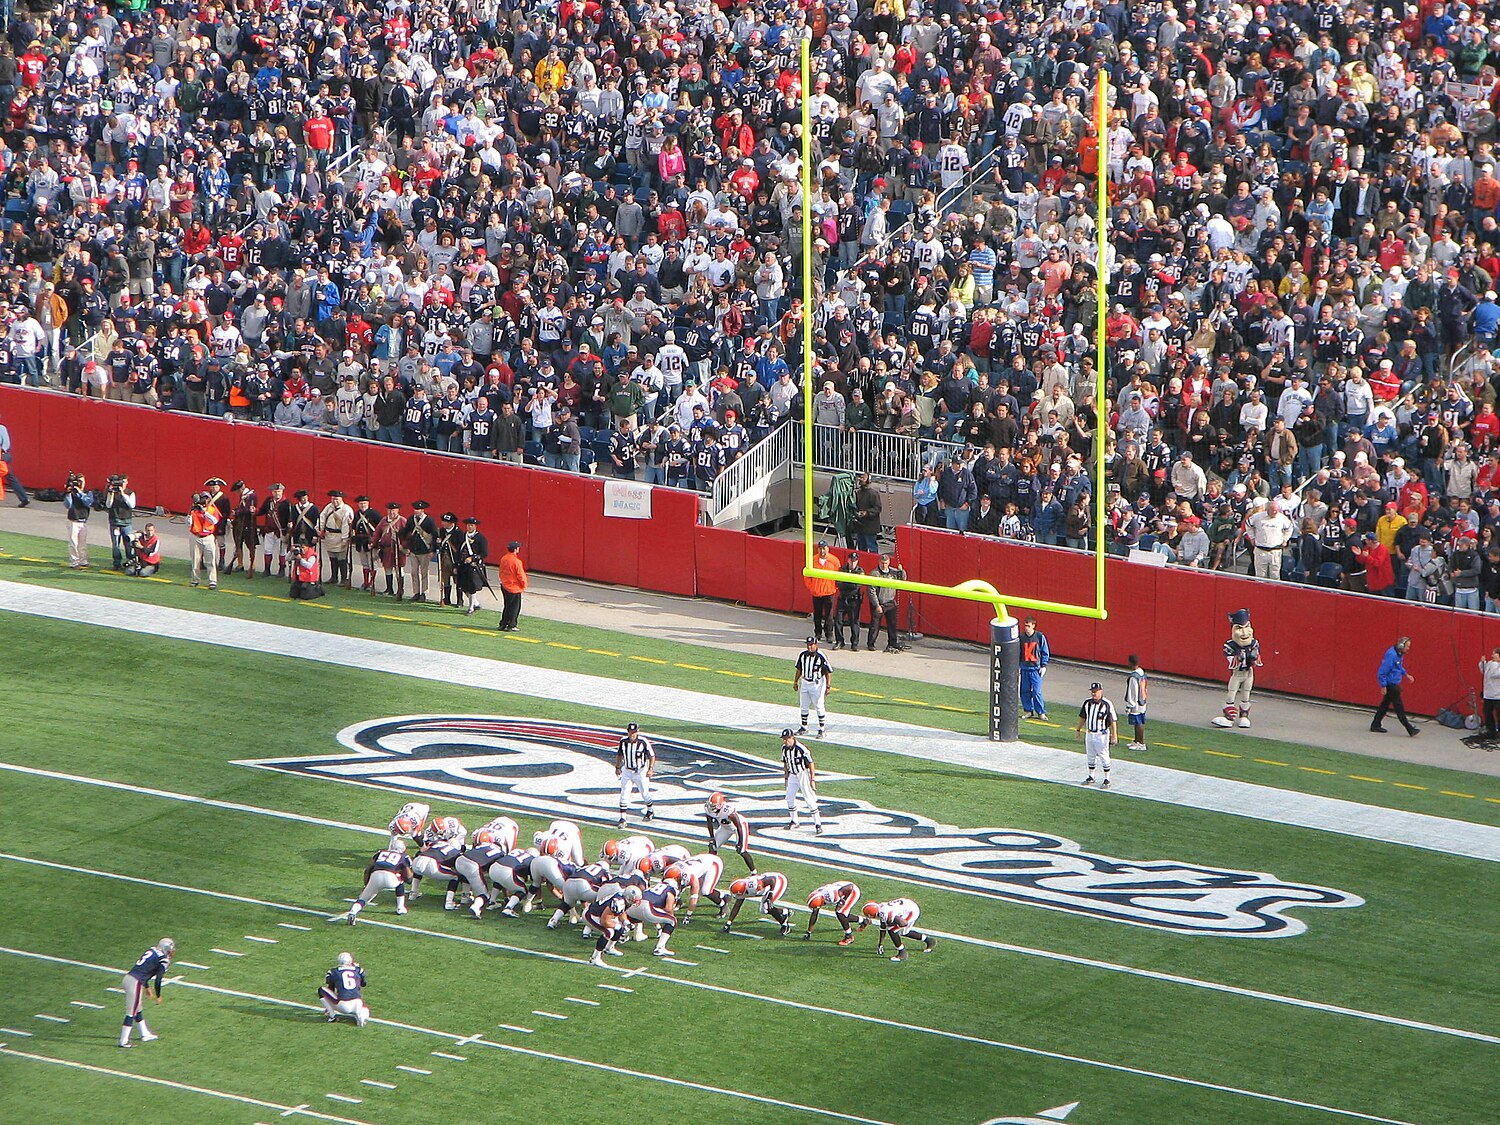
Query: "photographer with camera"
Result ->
[[104, 474, 137, 571], [125, 524, 162, 577], [188, 491, 220, 589], [64, 473, 95, 569]]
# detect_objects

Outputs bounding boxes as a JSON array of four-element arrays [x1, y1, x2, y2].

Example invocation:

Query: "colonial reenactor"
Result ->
[[319, 490, 355, 588], [257, 482, 293, 575], [204, 477, 231, 569], [436, 512, 462, 606], [403, 500, 439, 603], [454, 517, 490, 616], [350, 496, 381, 591], [375, 501, 407, 598], [228, 480, 259, 577], [289, 489, 321, 550]]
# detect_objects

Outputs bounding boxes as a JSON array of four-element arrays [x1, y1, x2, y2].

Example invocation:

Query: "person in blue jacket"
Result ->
[[1019, 616, 1050, 720], [1372, 636, 1420, 736]]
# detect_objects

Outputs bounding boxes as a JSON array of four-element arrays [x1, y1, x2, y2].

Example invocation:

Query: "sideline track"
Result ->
[[2, 579, 1500, 863]]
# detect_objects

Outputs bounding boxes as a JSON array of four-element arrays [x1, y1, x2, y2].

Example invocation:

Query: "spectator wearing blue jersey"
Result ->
[[120, 937, 174, 1047]]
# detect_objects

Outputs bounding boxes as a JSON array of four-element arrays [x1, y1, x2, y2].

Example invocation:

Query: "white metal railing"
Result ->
[[709, 418, 799, 519], [810, 423, 962, 480]]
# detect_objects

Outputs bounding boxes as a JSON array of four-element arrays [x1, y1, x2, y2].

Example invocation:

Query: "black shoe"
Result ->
[[1370, 725, 1388, 734], [17, 500, 29, 508], [643, 808, 654, 821], [1407, 727, 1421, 737], [832, 640, 843, 650]]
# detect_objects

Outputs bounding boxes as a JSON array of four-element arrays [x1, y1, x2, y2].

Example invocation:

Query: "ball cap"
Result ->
[[1229, 608, 1251, 626], [781, 728, 796, 738], [805, 635, 818, 644], [508, 540, 521, 551], [1089, 682, 1103, 692], [626, 721, 639, 732]]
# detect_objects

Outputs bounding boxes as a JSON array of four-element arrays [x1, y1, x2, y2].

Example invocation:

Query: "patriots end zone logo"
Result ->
[[236, 716, 1362, 937]]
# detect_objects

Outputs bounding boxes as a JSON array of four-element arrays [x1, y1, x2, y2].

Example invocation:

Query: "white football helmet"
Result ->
[[336, 952, 354, 968], [157, 937, 176, 955]]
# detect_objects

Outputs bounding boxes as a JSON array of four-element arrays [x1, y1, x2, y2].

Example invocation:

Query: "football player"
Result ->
[[586, 887, 639, 968], [344, 846, 413, 924], [858, 898, 937, 962], [533, 819, 585, 865], [386, 802, 430, 851], [663, 854, 725, 924], [548, 859, 613, 929], [719, 872, 792, 935], [805, 881, 862, 943], [487, 848, 538, 916], [600, 835, 655, 878], [647, 843, 691, 875], [411, 816, 466, 908], [628, 877, 681, 957], [120, 937, 173, 1047], [319, 952, 370, 1027], [703, 792, 757, 872], [459, 823, 514, 918]]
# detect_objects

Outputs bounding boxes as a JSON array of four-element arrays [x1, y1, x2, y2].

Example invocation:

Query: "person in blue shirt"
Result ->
[[319, 953, 369, 1027], [1019, 617, 1050, 720], [120, 937, 174, 1047], [1372, 636, 1419, 736]]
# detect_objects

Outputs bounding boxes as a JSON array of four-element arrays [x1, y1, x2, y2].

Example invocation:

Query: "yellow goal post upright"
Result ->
[[797, 38, 1109, 741]]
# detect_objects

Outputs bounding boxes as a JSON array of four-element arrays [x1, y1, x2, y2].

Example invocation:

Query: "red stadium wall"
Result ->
[[1, 387, 1480, 715]]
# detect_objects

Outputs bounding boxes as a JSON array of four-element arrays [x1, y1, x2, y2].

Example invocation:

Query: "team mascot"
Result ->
[[1212, 609, 1262, 728]]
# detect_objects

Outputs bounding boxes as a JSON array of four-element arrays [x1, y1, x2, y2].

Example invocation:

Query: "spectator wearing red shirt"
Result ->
[[1354, 534, 1397, 597]]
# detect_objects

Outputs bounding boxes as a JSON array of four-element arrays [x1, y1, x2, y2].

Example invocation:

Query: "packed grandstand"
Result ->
[[1, 0, 1498, 605]]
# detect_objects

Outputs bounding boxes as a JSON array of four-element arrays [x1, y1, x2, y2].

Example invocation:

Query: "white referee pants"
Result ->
[[798, 682, 827, 727], [618, 768, 652, 811], [1085, 732, 1112, 771], [785, 772, 821, 826]]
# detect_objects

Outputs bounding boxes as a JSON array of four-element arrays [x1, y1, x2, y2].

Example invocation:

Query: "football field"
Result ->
[[0, 536, 1497, 1125]]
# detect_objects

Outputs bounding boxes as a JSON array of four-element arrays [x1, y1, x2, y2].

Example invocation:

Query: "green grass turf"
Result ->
[[2, 529, 1499, 826], [0, 613, 1495, 1124]]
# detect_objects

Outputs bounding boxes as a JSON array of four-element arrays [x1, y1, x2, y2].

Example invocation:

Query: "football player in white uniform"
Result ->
[[411, 816, 466, 908], [344, 846, 413, 923], [533, 819, 585, 865], [663, 854, 725, 923], [386, 802, 430, 850], [858, 897, 937, 962], [719, 872, 792, 935], [600, 835, 655, 878], [702, 792, 757, 872], [805, 880, 861, 944], [319, 953, 370, 1027]]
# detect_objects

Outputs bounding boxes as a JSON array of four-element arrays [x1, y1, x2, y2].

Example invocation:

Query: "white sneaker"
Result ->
[[140, 1032, 159, 1043], [652, 947, 674, 958], [395, 903, 407, 916], [589, 954, 606, 968], [1237, 717, 1251, 728]]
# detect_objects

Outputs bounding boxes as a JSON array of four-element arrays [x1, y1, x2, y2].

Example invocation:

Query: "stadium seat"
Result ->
[[523, 440, 544, 465], [890, 199, 914, 223], [579, 447, 597, 475], [1314, 562, 1344, 588]]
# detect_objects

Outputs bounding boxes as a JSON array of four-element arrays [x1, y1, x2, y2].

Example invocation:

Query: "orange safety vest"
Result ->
[[190, 507, 218, 536]]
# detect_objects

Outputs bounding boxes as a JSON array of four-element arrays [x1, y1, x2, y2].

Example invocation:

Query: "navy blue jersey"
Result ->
[[418, 841, 461, 873], [492, 850, 534, 880], [562, 861, 611, 889], [584, 890, 627, 927], [463, 843, 506, 867], [127, 946, 170, 989], [324, 964, 366, 1001], [369, 847, 412, 877]]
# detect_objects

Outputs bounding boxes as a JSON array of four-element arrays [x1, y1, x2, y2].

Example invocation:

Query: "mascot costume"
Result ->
[[1212, 608, 1262, 728]]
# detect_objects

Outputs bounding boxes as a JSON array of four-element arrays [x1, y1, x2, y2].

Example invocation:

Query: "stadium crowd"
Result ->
[[4, 0, 1500, 607]]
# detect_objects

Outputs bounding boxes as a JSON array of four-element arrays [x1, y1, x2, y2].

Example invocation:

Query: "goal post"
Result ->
[[798, 40, 1110, 739]]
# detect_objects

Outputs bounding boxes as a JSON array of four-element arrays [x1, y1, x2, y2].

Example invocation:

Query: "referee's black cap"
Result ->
[[781, 728, 795, 738], [1089, 682, 1103, 691], [805, 635, 818, 644], [626, 722, 639, 732]]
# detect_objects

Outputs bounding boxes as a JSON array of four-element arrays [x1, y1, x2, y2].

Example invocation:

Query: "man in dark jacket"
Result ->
[[851, 472, 882, 553], [833, 552, 866, 651], [937, 455, 979, 532]]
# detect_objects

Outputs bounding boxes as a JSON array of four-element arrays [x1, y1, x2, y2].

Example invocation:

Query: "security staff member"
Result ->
[[865, 552, 905, 653], [188, 491, 220, 588], [804, 540, 838, 642], [1075, 682, 1118, 788], [615, 721, 656, 827], [780, 728, 823, 833], [833, 551, 865, 650], [794, 636, 833, 737], [1020, 617, 1050, 719]]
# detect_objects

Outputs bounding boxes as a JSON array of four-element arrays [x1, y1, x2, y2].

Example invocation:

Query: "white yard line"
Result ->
[[596, 984, 633, 994], [359, 1080, 395, 1090], [694, 946, 731, 955], [2, 850, 1493, 1051], [2, 581, 1494, 863], [244, 936, 279, 944], [68, 1002, 104, 1010], [0, 1028, 32, 1037], [325, 1094, 362, 1104], [277, 923, 312, 932], [496, 1024, 534, 1034], [394, 1066, 430, 1075], [0, 1045, 374, 1125], [660, 958, 698, 966], [33, 1015, 68, 1024], [531, 1010, 568, 1020], [209, 948, 244, 957], [175, 961, 212, 970], [563, 997, 600, 1006], [0, 944, 1422, 1125]]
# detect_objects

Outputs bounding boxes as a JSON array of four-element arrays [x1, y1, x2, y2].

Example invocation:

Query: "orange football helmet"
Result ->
[[600, 840, 620, 860], [663, 865, 684, 884], [862, 902, 881, 919], [542, 837, 560, 856], [808, 893, 827, 910], [706, 792, 727, 813], [730, 878, 749, 896]]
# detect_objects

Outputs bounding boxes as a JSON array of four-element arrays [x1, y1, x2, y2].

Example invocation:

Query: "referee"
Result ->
[[1075, 682, 1118, 788], [615, 721, 656, 827], [794, 636, 833, 737], [780, 728, 824, 834]]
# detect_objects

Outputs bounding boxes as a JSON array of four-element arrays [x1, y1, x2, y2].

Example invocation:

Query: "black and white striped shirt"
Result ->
[[782, 741, 814, 774], [617, 735, 655, 771], [1079, 697, 1117, 734], [795, 650, 832, 684]]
